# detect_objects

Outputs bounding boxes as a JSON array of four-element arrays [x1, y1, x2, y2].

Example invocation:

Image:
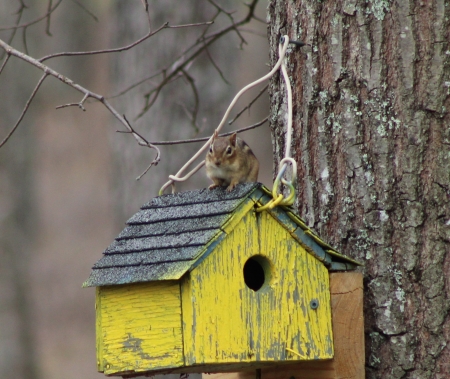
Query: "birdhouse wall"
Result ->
[[96, 281, 183, 376], [180, 210, 333, 369]]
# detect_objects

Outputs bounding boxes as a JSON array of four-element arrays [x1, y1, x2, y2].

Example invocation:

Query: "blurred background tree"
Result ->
[[0, 1, 270, 378], [2, 1, 449, 379]]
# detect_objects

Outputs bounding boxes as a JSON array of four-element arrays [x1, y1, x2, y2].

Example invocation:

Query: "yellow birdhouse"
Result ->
[[83, 183, 360, 377]]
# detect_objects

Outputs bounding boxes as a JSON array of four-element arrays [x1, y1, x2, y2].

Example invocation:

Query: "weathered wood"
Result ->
[[328, 272, 364, 378], [203, 272, 364, 379], [96, 281, 184, 376], [182, 210, 333, 366], [92, 186, 362, 376]]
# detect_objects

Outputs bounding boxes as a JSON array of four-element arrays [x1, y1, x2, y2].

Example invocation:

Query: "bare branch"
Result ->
[[0, 73, 48, 148], [180, 69, 200, 130], [45, 0, 53, 36], [38, 21, 214, 63], [137, 0, 260, 118], [0, 38, 161, 171], [139, 0, 152, 30], [56, 93, 88, 111], [207, 0, 247, 47], [228, 84, 268, 125], [141, 0, 149, 12], [121, 115, 161, 180], [141, 116, 268, 145], [197, 9, 221, 41], [70, 0, 99, 22], [238, 27, 268, 38], [21, 26, 29, 55], [0, 1, 26, 60], [203, 43, 230, 85], [0, 53, 10, 75], [108, 70, 163, 99], [0, 0, 64, 31]]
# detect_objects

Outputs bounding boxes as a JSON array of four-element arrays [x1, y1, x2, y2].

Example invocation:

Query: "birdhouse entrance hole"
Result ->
[[243, 255, 272, 291]]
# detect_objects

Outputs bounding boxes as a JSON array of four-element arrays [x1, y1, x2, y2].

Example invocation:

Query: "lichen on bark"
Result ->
[[267, 0, 450, 377]]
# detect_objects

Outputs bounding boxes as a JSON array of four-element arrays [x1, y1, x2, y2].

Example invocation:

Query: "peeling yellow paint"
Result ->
[[221, 198, 256, 235], [96, 202, 335, 376], [96, 281, 184, 376], [96, 288, 104, 372], [181, 210, 333, 366]]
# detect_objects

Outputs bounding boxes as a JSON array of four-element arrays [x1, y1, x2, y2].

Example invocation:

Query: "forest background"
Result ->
[[0, 1, 271, 378]]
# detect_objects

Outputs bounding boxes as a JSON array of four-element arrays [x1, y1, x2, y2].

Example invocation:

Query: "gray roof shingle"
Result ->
[[83, 183, 261, 287], [83, 182, 361, 288]]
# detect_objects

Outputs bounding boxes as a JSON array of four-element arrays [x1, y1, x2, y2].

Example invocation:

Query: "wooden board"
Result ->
[[182, 210, 333, 366], [96, 281, 184, 376], [203, 272, 364, 379]]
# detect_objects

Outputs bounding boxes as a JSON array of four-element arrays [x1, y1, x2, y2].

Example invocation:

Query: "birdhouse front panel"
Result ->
[[181, 209, 333, 367], [84, 183, 361, 377], [96, 281, 183, 375]]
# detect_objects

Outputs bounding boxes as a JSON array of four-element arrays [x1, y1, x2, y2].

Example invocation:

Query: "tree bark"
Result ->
[[268, 1, 450, 378]]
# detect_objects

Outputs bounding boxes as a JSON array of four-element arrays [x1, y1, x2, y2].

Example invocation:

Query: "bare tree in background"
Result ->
[[268, 1, 450, 378], [0, 1, 268, 378]]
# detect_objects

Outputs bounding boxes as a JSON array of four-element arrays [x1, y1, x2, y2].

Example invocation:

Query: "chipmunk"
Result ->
[[205, 130, 259, 192]]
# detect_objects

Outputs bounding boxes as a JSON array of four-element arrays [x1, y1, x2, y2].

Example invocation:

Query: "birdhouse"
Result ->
[[83, 183, 361, 377]]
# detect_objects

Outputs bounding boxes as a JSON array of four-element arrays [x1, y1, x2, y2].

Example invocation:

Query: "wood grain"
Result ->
[[203, 272, 364, 379]]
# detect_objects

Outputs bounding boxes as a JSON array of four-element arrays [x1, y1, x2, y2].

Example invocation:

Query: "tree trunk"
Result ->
[[268, 1, 450, 378]]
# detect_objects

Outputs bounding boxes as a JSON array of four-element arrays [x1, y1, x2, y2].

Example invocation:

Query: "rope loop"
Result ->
[[159, 36, 291, 195], [257, 35, 300, 211], [275, 158, 297, 206], [159, 34, 304, 205]]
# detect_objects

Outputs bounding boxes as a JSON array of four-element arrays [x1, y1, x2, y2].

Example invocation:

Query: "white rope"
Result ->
[[159, 36, 291, 195], [280, 38, 293, 160], [256, 36, 298, 211]]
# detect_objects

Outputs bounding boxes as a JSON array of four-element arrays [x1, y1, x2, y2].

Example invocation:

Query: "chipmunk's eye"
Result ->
[[226, 146, 232, 155], [209, 146, 213, 153]]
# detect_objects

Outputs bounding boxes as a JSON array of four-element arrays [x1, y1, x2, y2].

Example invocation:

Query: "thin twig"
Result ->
[[56, 93, 88, 111], [107, 70, 163, 99], [204, 43, 230, 85], [127, 116, 268, 146], [22, 26, 29, 55], [144, 0, 152, 31], [238, 27, 268, 38], [141, 0, 149, 12], [107, 11, 219, 102], [45, 0, 53, 36], [228, 84, 268, 125], [180, 69, 200, 130], [70, 0, 99, 22], [121, 115, 161, 180], [0, 54, 10, 75], [0, 0, 64, 31], [38, 21, 213, 62], [0, 73, 48, 148], [207, 0, 247, 48], [0, 38, 161, 168], [137, 0, 260, 119], [0, 1, 26, 61], [249, 15, 267, 24]]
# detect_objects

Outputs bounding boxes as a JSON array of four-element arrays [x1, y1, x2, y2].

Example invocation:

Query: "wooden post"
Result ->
[[203, 272, 364, 379]]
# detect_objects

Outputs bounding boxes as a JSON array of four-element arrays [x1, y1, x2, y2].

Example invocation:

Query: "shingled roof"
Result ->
[[83, 183, 360, 287]]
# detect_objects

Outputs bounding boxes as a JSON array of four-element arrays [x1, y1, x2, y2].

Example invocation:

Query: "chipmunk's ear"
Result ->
[[212, 129, 219, 142], [230, 132, 237, 146]]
